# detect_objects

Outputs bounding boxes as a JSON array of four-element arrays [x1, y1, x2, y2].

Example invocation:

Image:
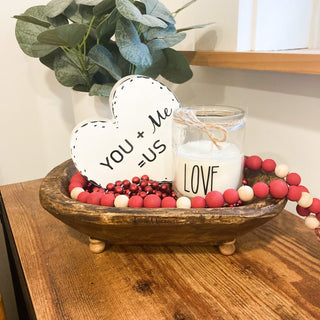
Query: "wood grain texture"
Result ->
[[39, 160, 286, 245], [1, 179, 320, 320], [181, 50, 320, 75]]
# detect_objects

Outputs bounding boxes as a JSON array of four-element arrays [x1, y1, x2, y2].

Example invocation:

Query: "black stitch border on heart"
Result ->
[[70, 76, 180, 187]]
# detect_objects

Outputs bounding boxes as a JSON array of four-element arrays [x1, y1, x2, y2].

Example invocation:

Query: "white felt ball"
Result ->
[[298, 192, 313, 208], [305, 215, 320, 229], [176, 197, 191, 209], [70, 187, 84, 200], [274, 164, 290, 178], [114, 195, 129, 208], [238, 185, 254, 202]]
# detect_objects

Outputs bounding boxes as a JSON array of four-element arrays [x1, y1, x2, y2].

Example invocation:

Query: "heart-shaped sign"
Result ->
[[70, 76, 180, 187]]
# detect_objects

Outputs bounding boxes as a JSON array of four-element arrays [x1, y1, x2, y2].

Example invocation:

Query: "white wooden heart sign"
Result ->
[[70, 75, 180, 187]]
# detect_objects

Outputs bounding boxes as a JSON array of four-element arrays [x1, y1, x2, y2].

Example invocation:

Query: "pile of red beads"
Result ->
[[69, 155, 320, 241]]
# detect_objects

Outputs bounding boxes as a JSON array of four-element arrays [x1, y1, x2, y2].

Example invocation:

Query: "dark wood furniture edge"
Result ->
[[0, 191, 36, 320]]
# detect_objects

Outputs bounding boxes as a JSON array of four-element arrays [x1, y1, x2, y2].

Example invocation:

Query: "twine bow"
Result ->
[[174, 109, 228, 149]]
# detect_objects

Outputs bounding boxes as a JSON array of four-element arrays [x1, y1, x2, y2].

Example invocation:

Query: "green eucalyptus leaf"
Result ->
[[53, 52, 98, 87], [140, 0, 175, 24], [76, 0, 104, 5], [93, 0, 115, 16], [39, 48, 62, 70], [115, 17, 152, 68], [116, 0, 167, 28], [73, 84, 90, 92], [177, 22, 213, 33], [147, 32, 186, 50], [13, 14, 51, 28], [64, 2, 93, 24], [145, 23, 176, 40], [95, 8, 119, 39], [31, 42, 59, 57], [45, 0, 73, 18], [88, 44, 122, 80], [38, 24, 89, 47], [48, 14, 69, 26], [89, 83, 114, 97], [136, 47, 166, 78], [160, 48, 192, 83], [15, 6, 51, 57], [173, 0, 196, 16]]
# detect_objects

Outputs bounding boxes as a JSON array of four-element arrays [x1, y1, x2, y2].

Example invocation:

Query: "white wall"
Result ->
[[0, 1, 75, 186]]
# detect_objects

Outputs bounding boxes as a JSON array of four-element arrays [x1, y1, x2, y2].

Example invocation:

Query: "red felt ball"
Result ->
[[296, 205, 311, 217], [223, 189, 239, 204], [286, 173, 301, 186], [309, 198, 320, 214], [87, 192, 103, 205], [77, 191, 89, 203], [298, 185, 309, 193], [252, 182, 269, 198], [70, 171, 87, 186], [269, 180, 288, 199], [128, 195, 144, 208], [246, 155, 262, 171], [287, 186, 302, 201], [144, 194, 161, 208], [161, 197, 176, 208], [68, 182, 83, 192], [205, 191, 224, 208], [191, 196, 206, 208], [262, 159, 276, 172], [101, 193, 115, 207]]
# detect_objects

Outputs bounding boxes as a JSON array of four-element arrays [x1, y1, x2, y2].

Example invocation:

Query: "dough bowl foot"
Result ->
[[89, 237, 106, 254], [219, 239, 236, 255]]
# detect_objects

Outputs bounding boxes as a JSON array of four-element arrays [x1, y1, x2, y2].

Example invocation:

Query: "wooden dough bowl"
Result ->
[[39, 159, 287, 254]]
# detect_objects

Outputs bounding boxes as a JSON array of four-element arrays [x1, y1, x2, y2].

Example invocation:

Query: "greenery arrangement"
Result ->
[[14, 0, 206, 98]]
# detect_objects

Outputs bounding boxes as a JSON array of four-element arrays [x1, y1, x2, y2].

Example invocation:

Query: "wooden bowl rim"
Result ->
[[39, 159, 287, 225]]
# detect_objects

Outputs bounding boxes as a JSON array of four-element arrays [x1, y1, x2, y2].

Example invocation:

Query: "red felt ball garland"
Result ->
[[68, 155, 320, 242]]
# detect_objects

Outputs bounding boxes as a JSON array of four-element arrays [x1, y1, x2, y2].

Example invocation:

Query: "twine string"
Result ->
[[174, 109, 228, 149]]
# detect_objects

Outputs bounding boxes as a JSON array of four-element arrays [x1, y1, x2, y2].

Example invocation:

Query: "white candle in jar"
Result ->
[[173, 140, 243, 198]]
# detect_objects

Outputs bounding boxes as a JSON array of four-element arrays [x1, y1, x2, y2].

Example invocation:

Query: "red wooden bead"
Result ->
[[262, 159, 276, 172], [100, 193, 115, 207], [223, 189, 239, 204], [122, 179, 131, 189], [269, 180, 288, 199], [114, 186, 123, 194], [286, 173, 301, 186], [205, 191, 224, 208], [160, 184, 169, 192], [70, 172, 87, 186], [309, 198, 320, 214], [287, 186, 302, 201], [144, 194, 161, 208], [128, 195, 144, 208], [132, 176, 140, 184], [144, 185, 153, 193], [68, 182, 83, 192], [296, 205, 311, 217], [246, 155, 262, 171], [253, 182, 269, 198], [140, 180, 148, 189], [191, 196, 206, 208], [161, 197, 176, 208], [77, 191, 89, 203], [129, 183, 138, 192], [115, 180, 122, 186], [106, 183, 115, 191], [139, 191, 147, 198], [155, 190, 162, 198], [151, 181, 159, 190], [87, 192, 103, 205], [141, 174, 149, 181]]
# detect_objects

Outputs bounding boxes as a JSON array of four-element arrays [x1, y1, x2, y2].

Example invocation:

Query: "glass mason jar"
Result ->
[[172, 105, 246, 198]]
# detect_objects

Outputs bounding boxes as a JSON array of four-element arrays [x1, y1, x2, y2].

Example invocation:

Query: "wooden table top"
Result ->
[[1, 179, 320, 320]]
